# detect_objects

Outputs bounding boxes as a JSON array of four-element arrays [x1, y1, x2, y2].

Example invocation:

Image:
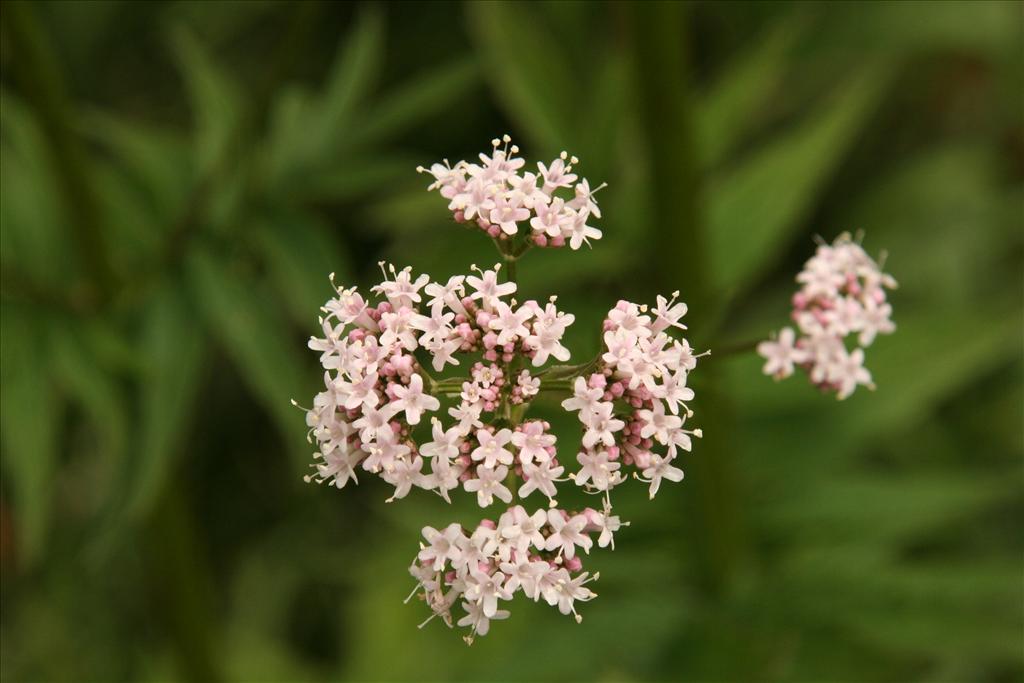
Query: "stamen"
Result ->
[[403, 582, 423, 604]]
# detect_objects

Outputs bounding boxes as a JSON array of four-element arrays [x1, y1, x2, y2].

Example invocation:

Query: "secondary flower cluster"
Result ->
[[302, 262, 576, 503], [418, 135, 603, 250], [562, 295, 704, 501], [408, 504, 624, 643], [758, 233, 897, 399]]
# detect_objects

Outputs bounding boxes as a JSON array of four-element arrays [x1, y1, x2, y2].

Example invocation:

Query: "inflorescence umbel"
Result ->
[[758, 233, 897, 399], [299, 138, 895, 642], [299, 137, 702, 642]]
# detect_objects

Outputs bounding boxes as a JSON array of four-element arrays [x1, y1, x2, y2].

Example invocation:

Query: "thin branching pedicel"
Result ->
[[300, 137, 703, 641], [758, 233, 897, 399]]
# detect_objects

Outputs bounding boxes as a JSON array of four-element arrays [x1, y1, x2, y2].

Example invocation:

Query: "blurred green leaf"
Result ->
[[826, 0, 1023, 59], [579, 52, 631, 178], [124, 282, 206, 521], [837, 307, 1020, 440], [353, 58, 480, 150], [91, 159, 165, 276], [82, 109, 194, 221], [731, 306, 1021, 500], [255, 207, 351, 325], [265, 7, 384, 187], [466, 1, 577, 152], [187, 248, 308, 464], [171, 26, 245, 176], [707, 66, 889, 298], [0, 90, 74, 290], [696, 14, 805, 169], [0, 309, 59, 564], [779, 555, 1022, 660], [79, 316, 143, 376], [842, 143, 1006, 304], [50, 319, 130, 482], [761, 473, 1016, 545], [295, 155, 418, 204], [316, 6, 384, 143], [162, 0, 286, 48]]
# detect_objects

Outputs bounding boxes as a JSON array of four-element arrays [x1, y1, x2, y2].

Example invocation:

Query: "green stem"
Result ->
[[709, 338, 760, 360], [630, 1, 748, 597], [536, 356, 601, 380], [503, 255, 517, 284], [145, 482, 223, 682]]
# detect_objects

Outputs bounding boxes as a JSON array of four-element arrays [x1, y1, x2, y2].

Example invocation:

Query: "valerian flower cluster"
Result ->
[[300, 138, 701, 641], [408, 504, 622, 643], [300, 138, 896, 642], [562, 296, 703, 501], [303, 261, 578, 505], [418, 135, 603, 250], [758, 233, 897, 399]]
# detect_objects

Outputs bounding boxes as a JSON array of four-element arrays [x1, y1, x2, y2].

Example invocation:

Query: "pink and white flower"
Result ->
[[419, 136, 604, 251], [758, 233, 896, 399]]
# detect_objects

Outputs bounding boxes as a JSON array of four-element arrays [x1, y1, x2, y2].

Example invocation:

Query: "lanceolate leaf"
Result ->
[[125, 282, 206, 521], [265, 7, 384, 187], [80, 109, 194, 221], [255, 208, 351, 325], [0, 90, 73, 290], [316, 5, 385, 145], [696, 14, 805, 169], [171, 26, 246, 176], [465, 1, 577, 153], [835, 306, 1021, 440], [0, 308, 60, 565], [352, 58, 480, 150], [293, 155, 417, 204], [50, 319, 130, 485], [187, 248, 308, 465], [707, 67, 889, 297]]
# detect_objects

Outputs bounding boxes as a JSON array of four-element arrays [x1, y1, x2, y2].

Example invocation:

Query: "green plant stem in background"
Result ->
[[709, 339, 761, 360], [145, 482, 224, 683], [629, 0, 748, 597], [504, 256, 517, 285]]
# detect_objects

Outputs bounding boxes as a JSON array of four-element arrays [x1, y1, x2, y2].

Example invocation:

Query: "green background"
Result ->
[[1, 1, 1022, 681]]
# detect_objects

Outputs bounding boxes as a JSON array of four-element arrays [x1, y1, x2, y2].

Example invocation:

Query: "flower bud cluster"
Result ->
[[758, 233, 897, 399], [418, 135, 604, 249], [408, 504, 625, 643]]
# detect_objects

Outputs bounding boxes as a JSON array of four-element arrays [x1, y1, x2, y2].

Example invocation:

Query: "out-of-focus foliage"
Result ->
[[1, 1, 1021, 682]]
